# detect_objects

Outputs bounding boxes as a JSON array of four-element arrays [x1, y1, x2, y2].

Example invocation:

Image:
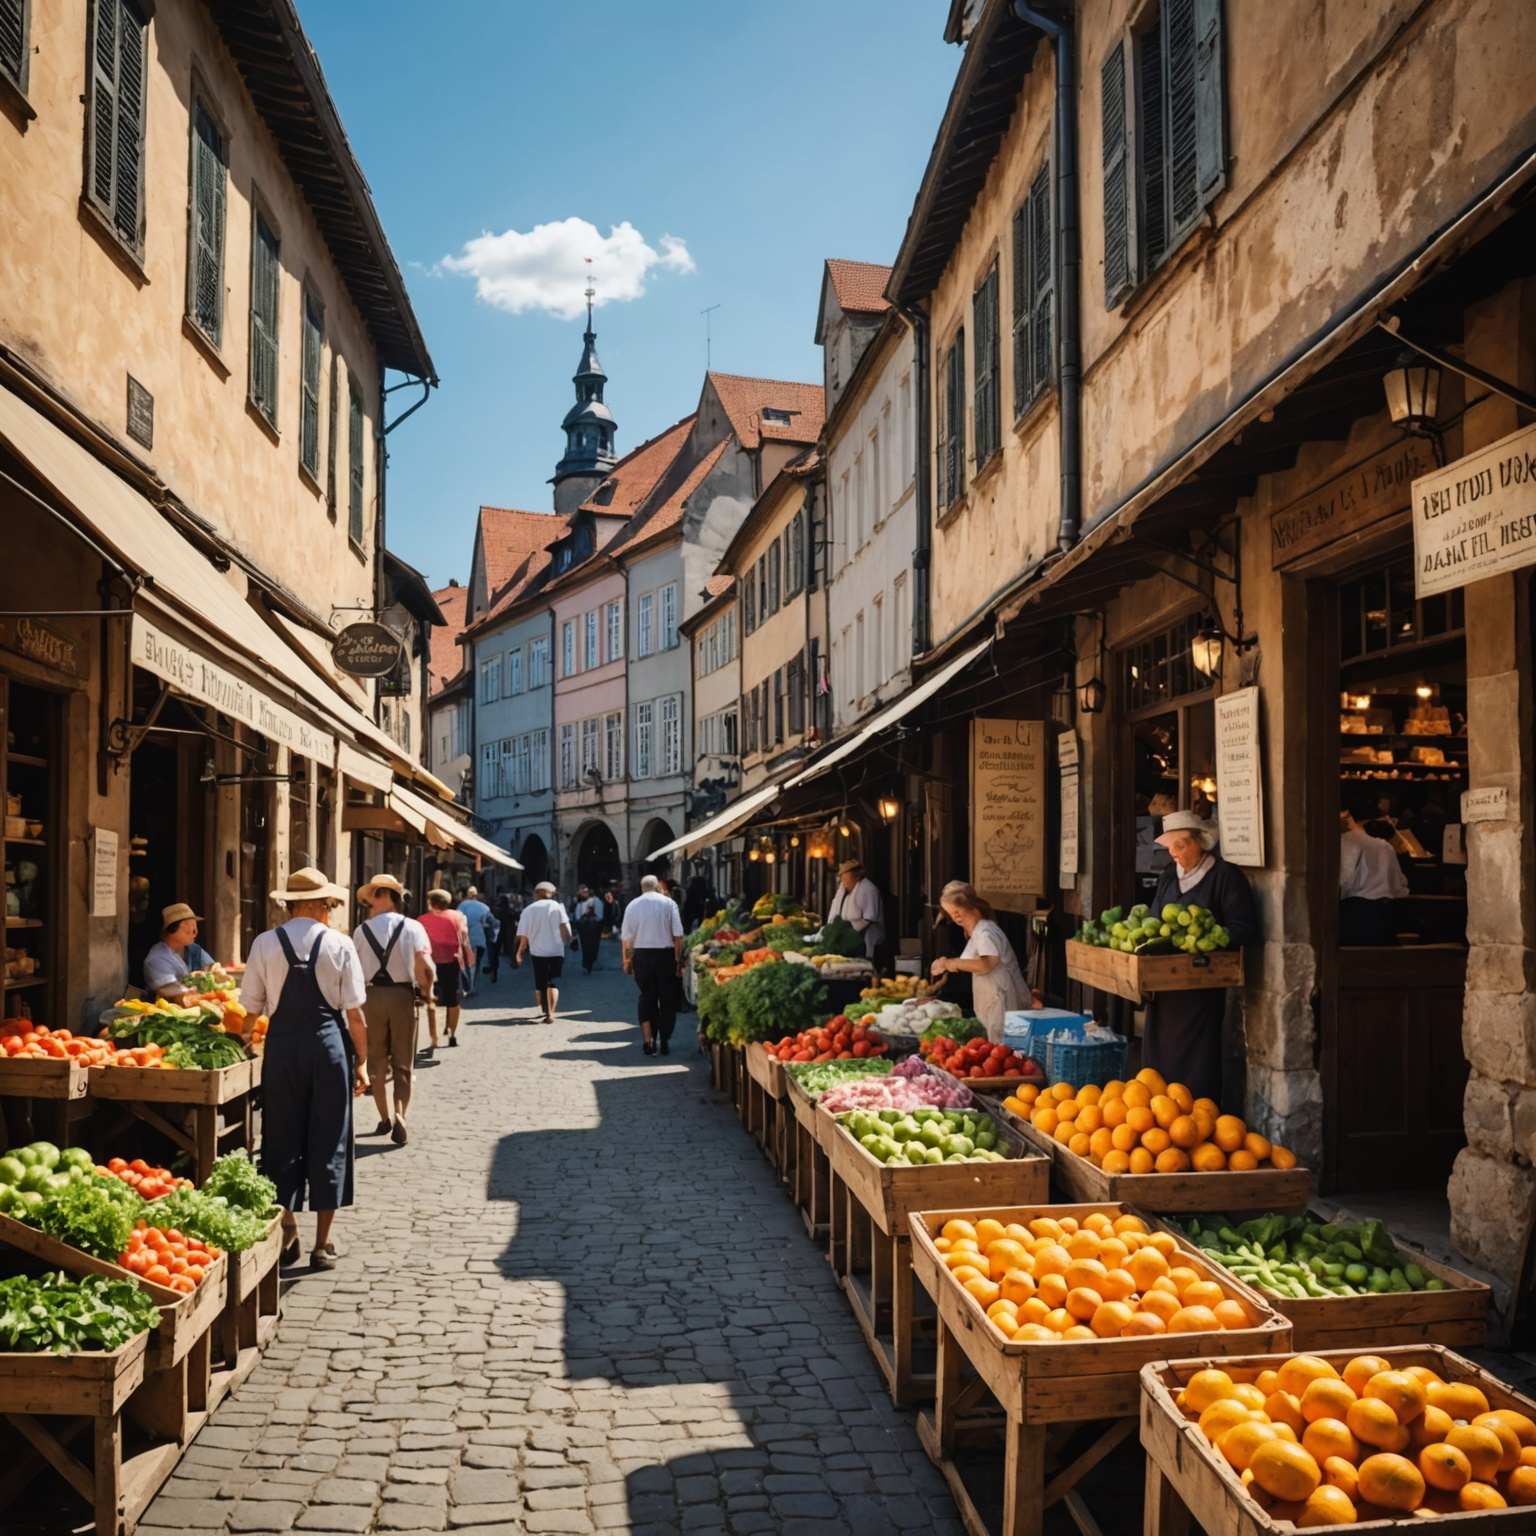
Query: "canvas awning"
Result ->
[[390, 784, 521, 869], [646, 779, 789, 859]]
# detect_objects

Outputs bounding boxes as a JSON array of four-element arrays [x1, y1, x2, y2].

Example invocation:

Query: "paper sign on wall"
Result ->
[[1057, 731, 1080, 883], [91, 828, 118, 919], [970, 719, 1046, 912], [1214, 687, 1265, 867], [1461, 786, 1509, 825]]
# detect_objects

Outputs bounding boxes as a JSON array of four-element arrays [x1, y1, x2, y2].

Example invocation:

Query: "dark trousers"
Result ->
[[485, 940, 501, 982], [577, 920, 602, 972], [1340, 897, 1395, 946], [632, 948, 679, 1044]]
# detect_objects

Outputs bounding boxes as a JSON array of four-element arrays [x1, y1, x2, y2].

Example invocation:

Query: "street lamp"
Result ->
[[1190, 618, 1224, 679], [1078, 676, 1106, 714], [877, 796, 900, 823], [1382, 352, 1441, 435]]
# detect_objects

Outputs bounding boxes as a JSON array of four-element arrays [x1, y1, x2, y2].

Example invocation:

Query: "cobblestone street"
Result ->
[[136, 952, 960, 1535]]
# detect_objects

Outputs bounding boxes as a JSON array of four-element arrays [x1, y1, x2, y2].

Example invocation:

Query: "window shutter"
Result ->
[[1193, 0, 1226, 202], [348, 384, 365, 543], [300, 295, 322, 475], [88, 0, 118, 216], [112, 2, 146, 244], [250, 218, 280, 422], [325, 355, 339, 518], [1011, 204, 1030, 416], [1165, 0, 1200, 236], [951, 329, 966, 498], [1140, 19, 1169, 267], [191, 111, 226, 343], [1100, 41, 1133, 307], [1, 0, 27, 93], [1030, 165, 1055, 400]]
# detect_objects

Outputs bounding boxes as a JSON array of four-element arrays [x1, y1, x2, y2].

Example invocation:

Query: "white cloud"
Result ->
[[440, 218, 695, 320]]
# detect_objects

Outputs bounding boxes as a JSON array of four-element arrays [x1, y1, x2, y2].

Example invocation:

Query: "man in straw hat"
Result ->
[[828, 858, 884, 960], [240, 867, 368, 1271], [143, 901, 216, 1001], [353, 875, 435, 1146]]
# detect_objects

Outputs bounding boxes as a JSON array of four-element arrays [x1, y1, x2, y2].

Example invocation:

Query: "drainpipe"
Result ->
[[895, 302, 932, 654], [1014, 2, 1082, 552]]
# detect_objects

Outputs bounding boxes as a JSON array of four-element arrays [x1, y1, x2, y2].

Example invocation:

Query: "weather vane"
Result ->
[[584, 255, 595, 330]]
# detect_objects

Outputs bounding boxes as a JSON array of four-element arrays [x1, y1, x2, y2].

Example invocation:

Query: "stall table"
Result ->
[[743, 1044, 789, 1176], [211, 1213, 283, 1408], [784, 1074, 831, 1241]]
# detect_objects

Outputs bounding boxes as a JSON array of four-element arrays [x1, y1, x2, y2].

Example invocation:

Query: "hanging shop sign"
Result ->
[[1413, 421, 1536, 597], [1214, 686, 1265, 867], [1057, 730, 1080, 883], [131, 613, 336, 762], [332, 621, 404, 679], [969, 719, 1046, 912], [0, 615, 83, 679], [1270, 440, 1432, 570]]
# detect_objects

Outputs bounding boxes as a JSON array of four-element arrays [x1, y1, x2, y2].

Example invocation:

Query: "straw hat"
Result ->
[[534, 880, 557, 897], [160, 902, 201, 931], [837, 859, 864, 877], [426, 887, 453, 904], [357, 873, 406, 906], [270, 866, 347, 905], [1154, 811, 1217, 852]]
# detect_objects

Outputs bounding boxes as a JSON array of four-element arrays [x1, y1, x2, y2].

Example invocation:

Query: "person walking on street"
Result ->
[[572, 885, 604, 973], [485, 895, 515, 983], [602, 885, 621, 936], [457, 887, 492, 996], [419, 889, 474, 1048], [516, 881, 572, 1023], [240, 867, 368, 1272], [352, 874, 435, 1145], [622, 873, 685, 1056]]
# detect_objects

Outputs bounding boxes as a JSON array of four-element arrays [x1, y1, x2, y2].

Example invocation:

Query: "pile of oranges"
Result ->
[[934, 1208, 1259, 1342], [1001, 1067, 1299, 1175], [1177, 1352, 1536, 1522]]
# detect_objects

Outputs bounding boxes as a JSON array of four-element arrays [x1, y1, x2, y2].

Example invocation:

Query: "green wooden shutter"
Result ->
[[1030, 165, 1055, 401], [1011, 202, 1030, 417], [1140, 21, 1169, 268], [191, 106, 226, 343], [300, 294, 322, 475], [1194, 0, 1226, 202], [1165, 0, 1200, 238], [971, 275, 991, 465], [0, 0, 27, 91], [325, 354, 339, 518], [112, 1, 146, 245], [249, 215, 280, 423], [1100, 42, 1133, 307], [952, 328, 967, 498], [348, 382, 365, 544], [87, 0, 118, 215]]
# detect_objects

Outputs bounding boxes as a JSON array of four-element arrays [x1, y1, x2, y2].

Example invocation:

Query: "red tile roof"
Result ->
[[706, 372, 825, 452], [705, 573, 735, 598], [825, 258, 894, 316], [470, 546, 554, 634], [477, 507, 563, 597], [428, 582, 468, 697], [607, 438, 730, 561], [579, 415, 696, 518]]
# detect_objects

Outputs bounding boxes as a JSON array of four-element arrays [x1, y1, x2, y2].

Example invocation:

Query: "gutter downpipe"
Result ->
[[1014, 2, 1082, 553], [895, 302, 933, 655]]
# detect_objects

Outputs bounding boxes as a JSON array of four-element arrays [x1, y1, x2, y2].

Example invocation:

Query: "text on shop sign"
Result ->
[[1413, 422, 1536, 597]]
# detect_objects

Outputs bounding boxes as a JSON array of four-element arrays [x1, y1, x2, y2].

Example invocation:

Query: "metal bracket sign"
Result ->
[[332, 621, 404, 678]]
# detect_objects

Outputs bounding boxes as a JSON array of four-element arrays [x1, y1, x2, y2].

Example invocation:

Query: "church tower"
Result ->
[[551, 280, 618, 513]]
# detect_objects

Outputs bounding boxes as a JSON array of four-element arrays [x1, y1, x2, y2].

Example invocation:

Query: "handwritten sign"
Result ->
[[1214, 687, 1265, 867], [1057, 731, 1080, 882], [1461, 786, 1509, 825], [91, 828, 119, 919], [1413, 422, 1536, 597], [1270, 441, 1431, 569], [970, 719, 1045, 912]]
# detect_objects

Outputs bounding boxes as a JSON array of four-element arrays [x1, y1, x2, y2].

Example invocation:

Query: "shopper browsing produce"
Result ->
[[142, 901, 216, 1001], [928, 881, 1030, 1040], [1143, 812, 1259, 1100]]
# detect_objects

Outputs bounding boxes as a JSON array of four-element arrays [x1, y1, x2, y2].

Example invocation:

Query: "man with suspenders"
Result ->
[[352, 875, 435, 1146]]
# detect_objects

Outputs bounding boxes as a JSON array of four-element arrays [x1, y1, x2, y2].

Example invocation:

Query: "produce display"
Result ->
[[859, 997, 962, 1038], [782, 1059, 893, 1099], [199, 1151, 277, 1214], [922, 1032, 1042, 1081], [838, 1107, 1011, 1166], [1174, 1351, 1536, 1520], [764, 1015, 889, 1062], [0, 1270, 161, 1353], [0, 1140, 104, 1218], [698, 958, 827, 1046], [142, 1187, 270, 1255], [1001, 1068, 1299, 1175], [933, 1208, 1259, 1342], [97, 1157, 194, 1201], [821, 1061, 973, 1114], [812, 915, 865, 959], [1077, 900, 1232, 955], [1173, 1211, 1453, 1299], [102, 998, 251, 1069], [859, 975, 932, 1004], [0, 1020, 112, 1064], [119, 1220, 222, 1291]]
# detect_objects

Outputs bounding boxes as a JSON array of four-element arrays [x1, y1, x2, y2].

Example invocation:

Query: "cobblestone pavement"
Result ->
[[135, 950, 964, 1535]]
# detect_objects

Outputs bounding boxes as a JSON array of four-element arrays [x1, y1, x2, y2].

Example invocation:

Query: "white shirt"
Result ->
[[962, 918, 1030, 1032], [1340, 827, 1409, 901], [621, 890, 685, 950], [352, 913, 434, 987], [573, 896, 604, 924], [517, 898, 571, 958], [143, 940, 214, 993], [829, 877, 884, 958], [240, 918, 366, 1017]]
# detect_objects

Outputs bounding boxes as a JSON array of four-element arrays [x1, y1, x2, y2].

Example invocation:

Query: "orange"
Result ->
[[1458, 1482, 1508, 1509], [1054, 1121, 1077, 1145], [1270, 1144, 1298, 1169], [1248, 1440, 1321, 1502], [1166, 1081, 1194, 1112], [1100, 1078, 1125, 1100], [1356, 1452, 1425, 1512], [1243, 1131, 1272, 1161], [1078, 1083, 1103, 1106], [962, 1276, 1000, 1306], [1193, 1110, 1218, 1142], [1033, 1243, 1071, 1278], [1154, 1148, 1191, 1173], [1182, 1369, 1238, 1415], [1140, 1127, 1172, 1156], [1476, 1408, 1536, 1449], [1321, 1456, 1359, 1501], [1346, 1396, 1403, 1450], [986, 1240, 1030, 1275], [1190, 1143, 1227, 1172], [974, 1218, 1007, 1245], [1295, 1485, 1356, 1527], [1364, 1369, 1427, 1424], [1101, 1097, 1128, 1128], [1473, 1413, 1523, 1472], [1128, 1147, 1155, 1174], [1088, 1128, 1115, 1161], [1136, 1066, 1168, 1093], [1425, 1380, 1486, 1418], [1064, 1258, 1108, 1291], [1028, 1217, 1064, 1240], [1019, 1296, 1051, 1324], [1123, 1311, 1167, 1336], [1213, 1114, 1247, 1152], [1411, 1405, 1455, 1450], [1147, 1231, 1180, 1258], [1050, 1081, 1075, 1102], [1061, 1324, 1096, 1341], [1445, 1424, 1504, 1482], [1199, 1399, 1256, 1441], [1032, 1106, 1058, 1135], [1066, 1230, 1102, 1260], [1403, 1365, 1443, 1388], [1150, 1274, 1182, 1299], [1168, 1305, 1219, 1334], [1226, 1150, 1260, 1172], [1264, 1391, 1305, 1436], [941, 1219, 978, 1243], [1125, 1105, 1154, 1135], [1300, 1376, 1357, 1424], [943, 1250, 981, 1273], [1218, 1419, 1279, 1472], [989, 1314, 1019, 1338], [1139, 1289, 1180, 1324], [1110, 1123, 1138, 1154], [1043, 1307, 1073, 1333], [1055, 1098, 1081, 1123], [1149, 1094, 1178, 1128], [1099, 1268, 1137, 1303], [1278, 1356, 1342, 1400], [1128, 1248, 1169, 1290], [1301, 1418, 1358, 1464], [1213, 1299, 1250, 1331], [1505, 1465, 1536, 1505], [1101, 1150, 1132, 1175], [1179, 1280, 1226, 1311], [1342, 1354, 1393, 1395], [986, 1298, 1019, 1325], [1167, 1266, 1202, 1294], [1065, 1286, 1104, 1322], [1229, 1383, 1267, 1412], [1168, 1114, 1201, 1149], [1256, 1369, 1281, 1396], [949, 1265, 985, 1287], [1192, 1095, 1219, 1120], [1013, 1322, 1055, 1341], [1418, 1442, 1471, 1492], [1000, 1270, 1037, 1306], [1091, 1300, 1134, 1338], [1037, 1273, 1069, 1308], [1099, 1237, 1131, 1266], [1068, 1132, 1092, 1158]]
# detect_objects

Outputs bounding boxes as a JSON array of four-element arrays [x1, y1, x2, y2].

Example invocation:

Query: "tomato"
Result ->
[[144, 1264, 171, 1286]]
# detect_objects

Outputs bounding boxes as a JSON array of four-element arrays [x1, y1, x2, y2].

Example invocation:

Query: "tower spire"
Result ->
[[550, 258, 618, 513]]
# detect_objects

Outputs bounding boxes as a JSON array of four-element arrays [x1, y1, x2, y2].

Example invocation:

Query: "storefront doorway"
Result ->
[[2, 677, 63, 1024], [1313, 551, 1469, 1192], [572, 820, 621, 892]]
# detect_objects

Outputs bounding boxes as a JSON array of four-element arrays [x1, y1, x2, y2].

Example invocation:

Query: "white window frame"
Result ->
[[660, 693, 682, 775], [479, 741, 497, 799], [505, 647, 523, 696], [497, 739, 513, 800], [633, 700, 654, 779], [479, 657, 501, 705], [559, 722, 576, 789], [529, 635, 550, 689], [660, 582, 679, 650], [638, 592, 655, 657], [606, 599, 623, 662], [584, 609, 599, 670], [530, 727, 550, 792], [561, 620, 576, 677], [580, 717, 599, 775], [604, 710, 623, 781]]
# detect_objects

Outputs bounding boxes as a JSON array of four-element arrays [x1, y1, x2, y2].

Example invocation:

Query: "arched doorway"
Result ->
[[572, 820, 621, 893], [518, 833, 549, 888], [635, 818, 676, 879]]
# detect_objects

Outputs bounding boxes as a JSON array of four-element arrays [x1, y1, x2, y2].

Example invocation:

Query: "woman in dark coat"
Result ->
[[1142, 811, 1259, 1102]]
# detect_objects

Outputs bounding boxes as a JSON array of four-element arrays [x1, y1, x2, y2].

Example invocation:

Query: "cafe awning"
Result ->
[[390, 784, 521, 869], [646, 779, 789, 859]]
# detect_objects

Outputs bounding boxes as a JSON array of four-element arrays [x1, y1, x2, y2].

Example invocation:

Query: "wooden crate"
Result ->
[[0, 1057, 88, 1100], [86, 1059, 257, 1184], [742, 1045, 787, 1172], [925, 1061, 1049, 1098], [744, 1042, 786, 1101], [1066, 938, 1243, 1005], [212, 1214, 282, 1408], [1152, 1211, 1491, 1351], [1141, 1345, 1536, 1535], [908, 1201, 1291, 1536], [1000, 1108, 1313, 1212], [87, 1057, 254, 1107], [783, 1074, 831, 1241]]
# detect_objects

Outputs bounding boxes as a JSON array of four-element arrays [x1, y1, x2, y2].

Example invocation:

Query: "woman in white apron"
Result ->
[[929, 880, 1031, 1042]]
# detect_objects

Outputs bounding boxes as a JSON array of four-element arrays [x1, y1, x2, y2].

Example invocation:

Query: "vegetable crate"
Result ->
[[86, 1058, 257, 1185], [908, 1202, 1291, 1536], [783, 1074, 831, 1241], [211, 1213, 283, 1408], [1153, 1210, 1490, 1352], [743, 1044, 790, 1177], [1065, 939, 1243, 1006], [0, 1329, 186, 1536], [1004, 1111, 1314, 1212], [1141, 1345, 1536, 1536], [0, 1057, 89, 1101], [816, 1105, 851, 1281], [927, 1062, 1050, 1099], [832, 1117, 1049, 1408]]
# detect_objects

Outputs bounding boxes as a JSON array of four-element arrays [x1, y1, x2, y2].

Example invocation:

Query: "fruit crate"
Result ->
[[212, 1213, 282, 1410], [924, 1061, 1049, 1098], [1065, 938, 1243, 1005], [742, 1044, 789, 1175], [0, 1057, 89, 1100], [1141, 1345, 1536, 1535], [783, 1073, 831, 1241], [831, 1112, 1049, 1408], [86, 1059, 257, 1185], [907, 1202, 1290, 1536], [1151, 1210, 1491, 1352], [1002, 1110, 1314, 1212]]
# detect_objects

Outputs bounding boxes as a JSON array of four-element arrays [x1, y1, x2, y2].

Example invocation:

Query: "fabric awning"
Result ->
[[646, 779, 788, 859], [337, 741, 395, 793], [390, 783, 521, 869]]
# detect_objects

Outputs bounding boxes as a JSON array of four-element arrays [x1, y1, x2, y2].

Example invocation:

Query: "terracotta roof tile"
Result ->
[[607, 438, 730, 560], [705, 573, 735, 598], [578, 415, 696, 517], [471, 546, 554, 632], [477, 506, 563, 596], [825, 258, 894, 316], [706, 372, 825, 451], [428, 583, 468, 696]]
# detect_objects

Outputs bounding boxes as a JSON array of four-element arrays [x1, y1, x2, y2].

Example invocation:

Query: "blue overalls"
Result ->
[[260, 928, 355, 1212]]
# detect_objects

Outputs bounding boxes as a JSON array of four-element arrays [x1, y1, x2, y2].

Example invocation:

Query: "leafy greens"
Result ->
[[0, 1271, 160, 1353], [200, 1152, 277, 1214], [145, 1189, 268, 1252], [34, 1174, 144, 1259]]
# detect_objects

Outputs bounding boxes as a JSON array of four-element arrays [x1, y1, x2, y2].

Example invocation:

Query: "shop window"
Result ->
[[1121, 612, 1206, 714], [1338, 555, 1465, 663]]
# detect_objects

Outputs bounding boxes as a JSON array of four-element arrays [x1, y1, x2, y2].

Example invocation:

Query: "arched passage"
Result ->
[[518, 834, 549, 888], [635, 817, 676, 878], [571, 819, 622, 893]]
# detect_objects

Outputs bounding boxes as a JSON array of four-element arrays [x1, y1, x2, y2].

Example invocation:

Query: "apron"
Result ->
[[1142, 864, 1225, 1101], [260, 928, 355, 1213]]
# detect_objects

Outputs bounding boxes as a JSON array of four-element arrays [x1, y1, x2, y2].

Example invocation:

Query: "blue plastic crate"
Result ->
[[1046, 1035, 1127, 1088], [1002, 1007, 1092, 1064]]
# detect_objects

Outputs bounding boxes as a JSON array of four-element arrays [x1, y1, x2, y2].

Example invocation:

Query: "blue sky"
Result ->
[[299, 1, 959, 589]]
